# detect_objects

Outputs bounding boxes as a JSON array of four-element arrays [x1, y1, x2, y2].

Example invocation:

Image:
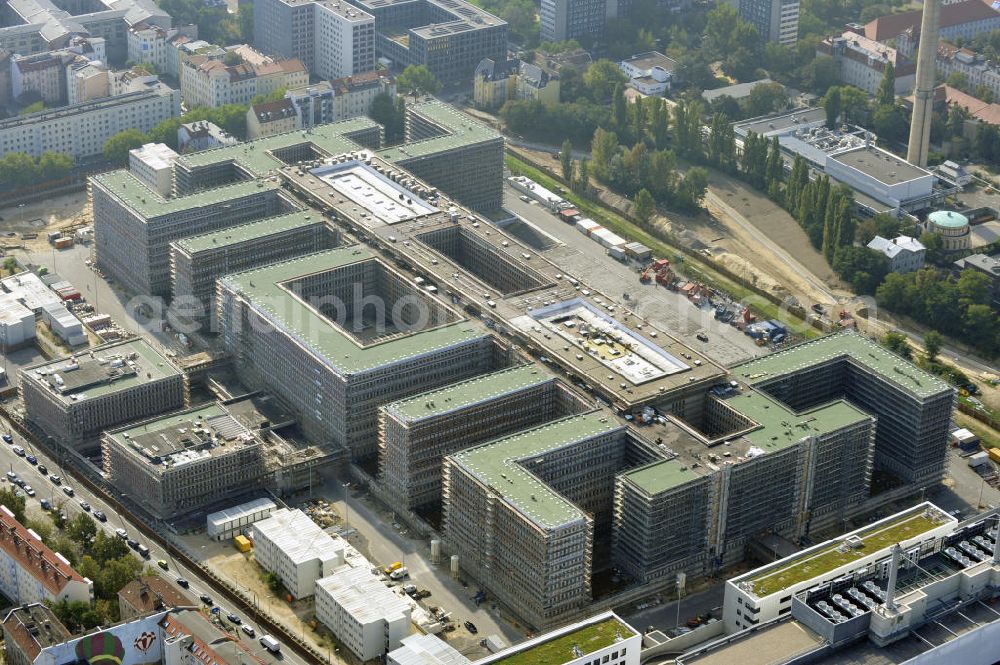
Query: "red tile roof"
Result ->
[[864, 0, 1000, 41], [118, 576, 194, 615], [0, 506, 87, 597], [161, 613, 265, 665]]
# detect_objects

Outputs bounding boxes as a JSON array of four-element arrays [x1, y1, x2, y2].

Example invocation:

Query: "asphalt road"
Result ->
[[0, 415, 307, 665]]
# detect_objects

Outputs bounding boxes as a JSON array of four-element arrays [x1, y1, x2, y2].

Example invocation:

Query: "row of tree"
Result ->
[[102, 103, 252, 164], [0, 151, 74, 188]]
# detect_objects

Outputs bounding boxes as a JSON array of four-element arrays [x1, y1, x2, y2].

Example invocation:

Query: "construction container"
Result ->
[[576, 218, 601, 235], [53, 237, 73, 250], [592, 228, 626, 248], [609, 246, 626, 261], [233, 535, 252, 552], [624, 242, 652, 261], [990, 448, 1000, 464], [968, 451, 990, 468]]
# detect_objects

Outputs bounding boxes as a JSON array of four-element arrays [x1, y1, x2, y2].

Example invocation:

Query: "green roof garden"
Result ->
[[744, 504, 951, 597], [387, 364, 552, 422], [376, 100, 501, 161], [734, 331, 951, 399], [450, 413, 622, 529], [489, 615, 635, 665], [174, 211, 326, 255], [218, 248, 487, 374]]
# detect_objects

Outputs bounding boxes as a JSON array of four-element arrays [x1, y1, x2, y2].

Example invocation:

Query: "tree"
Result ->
[[823, 87, 841, 128], [876, 60, 896, 107], [924, 330, 944, 361], [946, 71, 970, 92], [103, 129, 147, 165], [882, 331, 913, 360], [0, 152, 40, 187], [223, 50, 243, 65], [919, 231, 944, 264], [838, 86, 871, 125], [745, 82, 787, 118], [238, 2, 254, 42], [147, 117, 183, 150], [677, 167, 709, 211], [560, 139, 573, 181], [956, 269, 992, 306], [591, 127, 619, 183], [704, 3, 739, 58], [66, 512, 97, 545], [397, 65, 441, 96], [708, 113, 735, 171], [575, 157, 590, 195], [0, 487, 26, 523], [48, 599, 103, 633], [370, 92, 405, 143], [583, 59, 627, 101], [2, 257, 17, 273], [832, 246, 889, 294], [18, 101, 44, 115], [634, 188, 655, 226], [873, 103, 908, 144], [38, 152, 73, 181]]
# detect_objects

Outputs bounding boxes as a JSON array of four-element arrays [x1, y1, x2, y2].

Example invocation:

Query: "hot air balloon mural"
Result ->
[[75, 631, 126, 665]]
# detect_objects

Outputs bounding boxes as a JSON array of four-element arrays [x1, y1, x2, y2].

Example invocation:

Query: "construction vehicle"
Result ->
[[639, 268, 651, 284], [384, 561, 403, 575]]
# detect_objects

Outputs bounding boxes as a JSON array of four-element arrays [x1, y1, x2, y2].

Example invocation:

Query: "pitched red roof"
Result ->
[[865, 0, 1000, 41], [0, 505, 86, 596]]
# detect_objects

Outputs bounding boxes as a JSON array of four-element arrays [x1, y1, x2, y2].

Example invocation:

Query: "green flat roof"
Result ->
[[490, 615, 635, 665], [177, 117, 380, 176], [219, 248, 487, 375], [450, 413, 623, 529], [744, 504, 951, 597], [726, 392, 871, 452], [91, 171, 278, 218], [174, 211, 324, 254], [623, 458, 704, 495], [387, 364, 552, 422], [26, 338, 180, 400], [733, 332, 951, 399], [376, 100, 501, 161], [106, 402, 227, 446]]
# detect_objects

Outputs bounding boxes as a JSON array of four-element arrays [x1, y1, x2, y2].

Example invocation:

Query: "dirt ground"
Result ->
[[0, 191, 91, 253]]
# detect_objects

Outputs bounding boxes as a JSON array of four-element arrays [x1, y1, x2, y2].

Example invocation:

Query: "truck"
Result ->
[[259, 636, 280, 653], [389, 567, 409, 580], [989, 448, 1000, 464], [383, 561, 403, 575]]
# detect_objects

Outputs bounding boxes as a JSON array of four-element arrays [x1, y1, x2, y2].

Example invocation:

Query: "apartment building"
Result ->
[[734, 332, 955, 487], [315, 566, 411, 661], [101, 402, 267, 520], [473, 58, 559, 108], [387, 634, 469, 665], [20, 338, 186, 452], [817, 31, 915, 97], [477, 612, 640, 665], [0, 70, 179, 159], [443, 414, 629, 628], [126, 23, 197, 75], [91, 173, 296, 296], [330, 70, 395, 120], [11, 51, 67, 104], [252, 508, 346, 599], [180, 56, 307, 108], [246, 98, 298, 139], [379, 365, 589, 512], [118, 576, 194, 620], [217, 248, 497, 459], [865, 0, 1000, 46], [128, 142, 179, 197], [540, 0, 606, 42], [732, 0, 799, 45], [169, 210, 338, 330], [348, 0, 506, 84], [867, 235, 926, 273], [0, 0, 171, 64], [934, 41, 1000, 106], [2, 605, 71, 665], [0, 506, 93, 606], [66, 58, 109, 104], [176, 120, 238, 153], [254, 0, 375, 79]]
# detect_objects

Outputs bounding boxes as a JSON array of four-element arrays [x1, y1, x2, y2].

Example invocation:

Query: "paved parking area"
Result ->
[[502, 188, 763, 367]]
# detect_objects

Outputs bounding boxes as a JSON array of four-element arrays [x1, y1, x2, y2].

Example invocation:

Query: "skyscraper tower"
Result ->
[[907, 0, 942, 167]]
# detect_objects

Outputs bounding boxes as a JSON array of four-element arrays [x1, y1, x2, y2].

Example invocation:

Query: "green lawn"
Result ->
[[748, 511, 947, 597], [492, 616, 633, 665], [505, 154, 820, 339]]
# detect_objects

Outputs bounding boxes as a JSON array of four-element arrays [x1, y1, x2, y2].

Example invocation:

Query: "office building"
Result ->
[[732, 0, 799, 46], [733, 331, 954, 487], [91, 172, 297, 296], [0, 0, 170, 64], [473, 58, 559, 108], [540, 0, 606, 43], [0, 70, 179, 159], [252, 508, 346, 599], [118, 576, 194, 620], [349, 0, 506, 84], [128, 142, 179, 197], [953, 252, 1000, 308], [866, 235, 926, 273], [379, 365, 589, 512], [3, 605, 71, 665], [477, 612, 640, 665], [101, 402, 268, 520], [619, 51, 679, 96], [387, 634, 469, 665], [0, 506, 93, 606], [217, 248, 497, 458], [180, 56, 307, 108], [206, 497, 277, 541], [170, 211, 337, 330], [253, 0, 375, 79], [20, 338, 186, 452], [817, 31, 915, 97], [315, 566, 411, 661], [443, 414, 631, 628]]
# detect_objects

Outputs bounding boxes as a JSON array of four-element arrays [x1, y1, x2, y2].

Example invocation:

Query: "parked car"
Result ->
[[26, 455, 36, 465], [200, 594, 213, 606], [115, 528, 128, 539], [93, 510, 107, 522], [464, 621, 478, 634], [241, 625, 255, 638], [37, 465, 47, 475], [137, 544, 150, 558], [49, 474, 61, 485], [4, 471, 15, 483], [226, 613, 241, 624], [127, 539, 139, 551], [24, 486, 34, 497], [2, 434, 12, 443], [78, 501, 90, 512], [12, 445, 24, 456], [696, 333, 709, 342], [62, 486, 74, 497], [157, 559, 168, 570], [176, 578, 190, 589]]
